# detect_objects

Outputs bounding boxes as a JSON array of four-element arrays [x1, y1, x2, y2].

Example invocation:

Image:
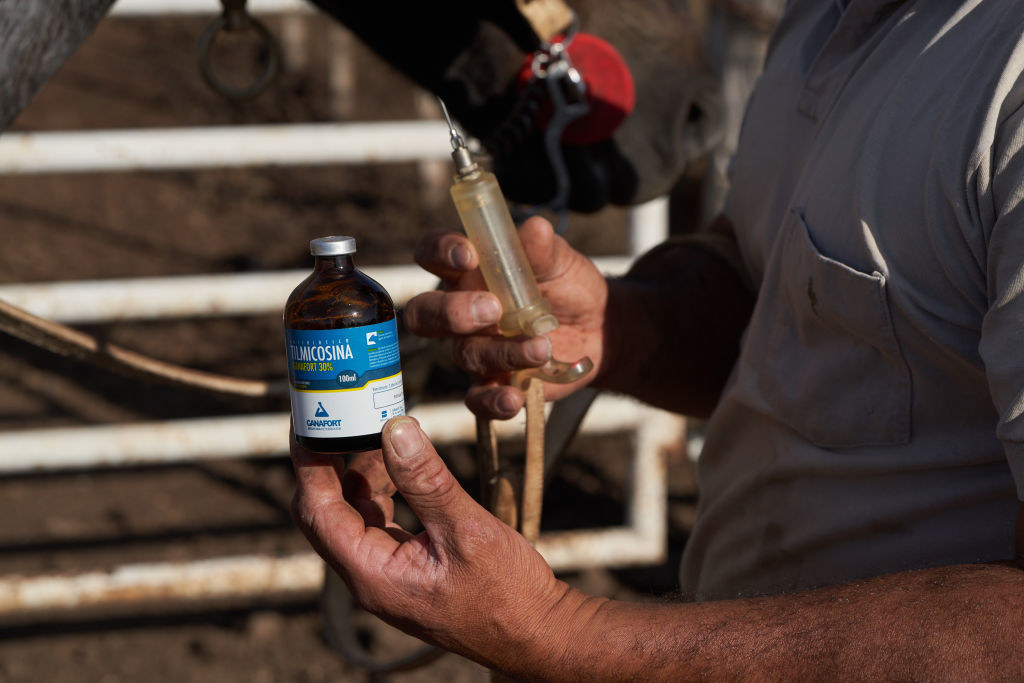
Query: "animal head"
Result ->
[[1, 1, 721, 213], [312, 0, 721, 211]]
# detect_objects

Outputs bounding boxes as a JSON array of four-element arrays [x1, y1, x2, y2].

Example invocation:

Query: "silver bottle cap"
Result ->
[[310, 236, 356, 256]]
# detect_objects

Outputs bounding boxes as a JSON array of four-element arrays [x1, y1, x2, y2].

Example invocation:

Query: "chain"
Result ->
[[492, 13, 590, 233]]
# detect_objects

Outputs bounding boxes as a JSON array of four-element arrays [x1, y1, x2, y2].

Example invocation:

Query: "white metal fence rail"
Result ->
[[0, 122, 451, 174], [0, 0, 680, 613], [0, 261, 633, 325]]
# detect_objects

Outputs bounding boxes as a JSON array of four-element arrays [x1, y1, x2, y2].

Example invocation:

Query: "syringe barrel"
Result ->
[[450, 171, 559, 338]]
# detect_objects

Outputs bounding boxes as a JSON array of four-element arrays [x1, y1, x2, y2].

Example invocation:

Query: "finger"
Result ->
[[383, 526, 416, 544], [343, 449, 396, 500], [290, 440, 364, 553], [466, 382, 525, 419], [380, 417, 489, 547], [453, 334, 550, 377], [290, 432, 345, 500], [413, 229, 478, 282], [342, 451, 396, 528], [351, 494, 395, 530], [404, 289, 501, 337], [290, 434, 400, 570], [517, 216, 572, 283]]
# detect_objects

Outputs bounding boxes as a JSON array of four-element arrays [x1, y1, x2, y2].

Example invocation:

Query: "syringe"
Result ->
[[439, 98, 592, 384]]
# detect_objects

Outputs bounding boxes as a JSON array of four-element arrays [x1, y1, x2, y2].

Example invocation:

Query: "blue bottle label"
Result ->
[[285, 319, 405, 439]]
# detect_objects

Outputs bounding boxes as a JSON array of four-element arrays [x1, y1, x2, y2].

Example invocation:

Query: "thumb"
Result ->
[[381, 416, 485, 540], [517, 216, 561, 282]]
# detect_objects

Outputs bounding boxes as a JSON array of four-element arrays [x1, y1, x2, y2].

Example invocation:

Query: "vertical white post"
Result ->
[[326, 24, 355, 119], [413, 91, 449, 208], [279, 13, 309, 73], [627, 196, 670, 257]]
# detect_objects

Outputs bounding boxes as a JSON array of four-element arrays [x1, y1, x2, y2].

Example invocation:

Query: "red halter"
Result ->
[[516, 31, 635, 145]]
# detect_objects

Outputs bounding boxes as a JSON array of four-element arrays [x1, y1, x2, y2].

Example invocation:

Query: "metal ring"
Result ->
[[531, 10, 579, 79], [197, 13, 280, 101]]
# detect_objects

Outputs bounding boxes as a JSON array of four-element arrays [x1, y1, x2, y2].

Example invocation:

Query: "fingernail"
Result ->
[[471, 295, 500, 325], [388, 418, 424, 461], [497, 393, 519, 415], [449, 244, 472, 270], [524, 336, 551, 364]]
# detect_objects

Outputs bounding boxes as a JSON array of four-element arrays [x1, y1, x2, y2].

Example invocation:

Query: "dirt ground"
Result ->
[[0, 13, 698, 681]]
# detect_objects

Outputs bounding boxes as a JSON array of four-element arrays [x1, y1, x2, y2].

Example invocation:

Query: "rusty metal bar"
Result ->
[[0, 405, 681, 614], [0, 258, 631, 325], [0, 395, 667, 472], [0, 553, 323, 613]]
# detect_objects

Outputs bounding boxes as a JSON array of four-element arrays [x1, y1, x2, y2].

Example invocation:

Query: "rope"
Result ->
[[0, 298, 286, 398]]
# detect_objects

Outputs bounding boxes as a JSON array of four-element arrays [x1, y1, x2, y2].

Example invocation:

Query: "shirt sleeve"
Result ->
[[980, 73, 1024, 500]]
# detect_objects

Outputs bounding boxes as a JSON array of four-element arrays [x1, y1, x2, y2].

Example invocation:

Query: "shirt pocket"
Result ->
[[732, 208, 911, 448]]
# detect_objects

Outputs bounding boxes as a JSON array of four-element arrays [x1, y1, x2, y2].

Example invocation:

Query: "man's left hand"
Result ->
[[289, 417, 576, 671]]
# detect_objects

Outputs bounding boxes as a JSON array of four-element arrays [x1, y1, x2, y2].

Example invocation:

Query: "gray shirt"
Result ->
[[682, 0, 1024, 600]]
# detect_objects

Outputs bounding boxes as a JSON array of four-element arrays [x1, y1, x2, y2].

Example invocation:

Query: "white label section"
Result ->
[[291, 373, 406, 438]]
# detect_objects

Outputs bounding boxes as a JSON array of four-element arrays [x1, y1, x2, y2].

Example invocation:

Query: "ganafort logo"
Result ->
[[308, 401, 340, 428], [307, 418, 343, 428]]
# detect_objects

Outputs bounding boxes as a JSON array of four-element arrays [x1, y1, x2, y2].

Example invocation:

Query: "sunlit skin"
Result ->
[[291, 217, 1024, 679]]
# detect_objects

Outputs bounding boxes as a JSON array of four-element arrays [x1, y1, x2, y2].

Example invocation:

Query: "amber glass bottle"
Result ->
[[284, 236, 405, 454]]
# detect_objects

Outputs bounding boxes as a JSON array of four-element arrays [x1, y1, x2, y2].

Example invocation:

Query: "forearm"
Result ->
[[513, 562, 1024, 680], [594, 230, 755, 416]]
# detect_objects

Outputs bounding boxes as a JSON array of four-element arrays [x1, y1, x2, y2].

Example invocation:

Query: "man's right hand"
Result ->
[[404, 216, 609, 419]]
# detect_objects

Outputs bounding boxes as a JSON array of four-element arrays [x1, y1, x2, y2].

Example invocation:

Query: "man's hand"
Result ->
[[290, 417, 580, 671], [404, 216, 609, 419], [291, 421, 1024, 680], [406, 213, 756, 419]]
